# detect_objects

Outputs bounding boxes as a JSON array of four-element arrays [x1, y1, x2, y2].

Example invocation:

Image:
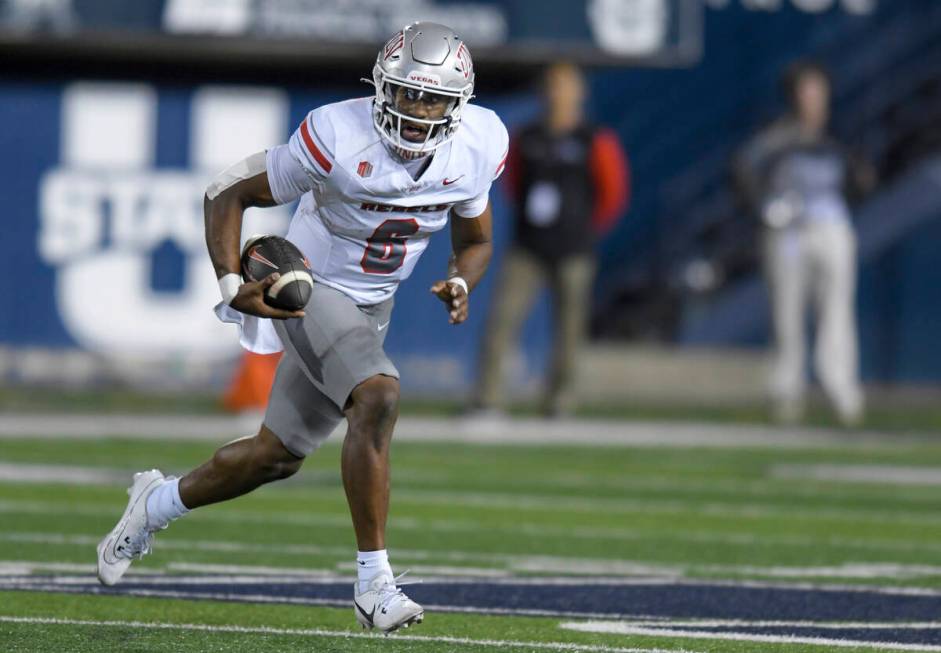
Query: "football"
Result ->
[[240, 235, 314, 311]]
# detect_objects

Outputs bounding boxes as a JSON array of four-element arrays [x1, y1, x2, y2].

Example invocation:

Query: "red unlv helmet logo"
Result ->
[[455, 43, 472, 79], [383, 31, 404, 61]]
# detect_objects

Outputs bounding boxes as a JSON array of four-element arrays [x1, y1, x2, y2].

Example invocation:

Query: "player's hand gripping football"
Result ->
[[231, 273, 306, 320], [430, 280, 468, 325]]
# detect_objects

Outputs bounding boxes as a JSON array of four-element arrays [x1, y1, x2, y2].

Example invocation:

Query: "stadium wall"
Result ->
[[0, 78, 551, 394], [1, 0, 937, 394]]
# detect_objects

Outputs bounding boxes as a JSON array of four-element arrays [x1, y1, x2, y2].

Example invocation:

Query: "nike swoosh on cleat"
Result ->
[[354, 600, 376, 626], [102, 539, 122, 565], [378, 321, 389, 331]]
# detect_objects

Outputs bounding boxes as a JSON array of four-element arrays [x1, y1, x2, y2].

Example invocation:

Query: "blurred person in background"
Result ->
[[470, 62, 630, 418], [734, 61, 875, 426]]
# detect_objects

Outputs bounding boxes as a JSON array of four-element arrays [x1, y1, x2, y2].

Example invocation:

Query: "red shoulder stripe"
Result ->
[[494, 149, 508, 178], [300, 119, 332, 174]]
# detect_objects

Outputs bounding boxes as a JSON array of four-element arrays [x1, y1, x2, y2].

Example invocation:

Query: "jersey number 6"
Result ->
[[360, 218, 420, 274]]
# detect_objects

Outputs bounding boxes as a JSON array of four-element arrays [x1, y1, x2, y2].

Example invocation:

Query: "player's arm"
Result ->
[[204, 152, 305, 320], [430, 201, 493, 325]]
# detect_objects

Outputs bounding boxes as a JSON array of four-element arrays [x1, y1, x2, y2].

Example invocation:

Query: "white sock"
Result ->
[[145, 477, 190, 531], [356, 549, 392, 593]]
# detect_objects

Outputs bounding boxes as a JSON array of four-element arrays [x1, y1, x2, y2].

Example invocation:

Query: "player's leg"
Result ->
[[341, 374, 399, 552], [473, 247, 544, 411], [275, 284, 421, 632], [341, 373, 422, 632], [177, 426, 302, 509], [96, 427, 304, 586], [276, 286, 400, 555], [97, 354, 342, 587], [812, 221, 863, 425], [545, 254, 596, 416], [179, 352, 343, 508], [765, 228, 809, 423]]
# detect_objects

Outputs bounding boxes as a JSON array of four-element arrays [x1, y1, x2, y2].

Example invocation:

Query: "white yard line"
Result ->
[[0, 531, 349, 558], [545, 472, 941, 504], [716, 563, 941, 580], [773, 464, 941, 486], [4, 539, 941, 598], [0, 463, 127, 485], [166, 562, 357, 578], [0, 615, 692, 653], [391, 489, 941, 528], [0, 561, 98, 575], [0, 557, 507, 581], [560, 622, 941, 652], [0, 413, 926, 449], [6, 530, 941, 590]]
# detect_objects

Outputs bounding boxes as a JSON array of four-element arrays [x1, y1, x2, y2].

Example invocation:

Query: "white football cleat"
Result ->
[[96, 469, 166, 586], [353, 572, 424, 634]]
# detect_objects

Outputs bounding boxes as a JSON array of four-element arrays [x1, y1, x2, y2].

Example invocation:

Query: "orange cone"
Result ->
[[223, 351, 282, 412]]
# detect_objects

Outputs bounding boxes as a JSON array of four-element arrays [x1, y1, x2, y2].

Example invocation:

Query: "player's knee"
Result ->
[[264, 456, 303, 481], [349, 375, 400, 429], [251, 429, 304, 481]]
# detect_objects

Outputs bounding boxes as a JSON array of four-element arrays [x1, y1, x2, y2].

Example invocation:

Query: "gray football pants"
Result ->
[[764, 220, 864, 420], [265, 283, 398, 457], [475, 248, 595, 413]]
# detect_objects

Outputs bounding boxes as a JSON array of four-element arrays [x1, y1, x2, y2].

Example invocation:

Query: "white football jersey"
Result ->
[[216, 96, 508, 353]]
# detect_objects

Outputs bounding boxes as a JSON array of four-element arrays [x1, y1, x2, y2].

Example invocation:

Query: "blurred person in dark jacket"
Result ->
[[471, 62, 630, 417], [734, 61, 874, 426]]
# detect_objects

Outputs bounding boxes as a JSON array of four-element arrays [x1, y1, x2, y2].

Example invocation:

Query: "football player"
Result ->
[[96, 22, 508, 634]]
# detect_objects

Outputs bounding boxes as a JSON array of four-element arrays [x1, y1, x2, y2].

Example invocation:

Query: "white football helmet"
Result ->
[[371, 22, 475, 160]]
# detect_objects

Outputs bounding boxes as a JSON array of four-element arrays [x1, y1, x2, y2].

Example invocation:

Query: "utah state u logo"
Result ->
[[38, 83, 291, 359]]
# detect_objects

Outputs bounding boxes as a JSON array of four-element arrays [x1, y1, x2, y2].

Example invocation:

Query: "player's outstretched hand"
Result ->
[[430, 280, 468, 325], [230, 273, 306, 320]]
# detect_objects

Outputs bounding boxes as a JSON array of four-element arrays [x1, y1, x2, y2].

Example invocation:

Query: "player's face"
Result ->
[[392, 85, 453, 142]]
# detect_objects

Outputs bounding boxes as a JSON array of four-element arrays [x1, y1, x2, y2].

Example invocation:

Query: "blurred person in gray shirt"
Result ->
[[735, 61, 874, 426]]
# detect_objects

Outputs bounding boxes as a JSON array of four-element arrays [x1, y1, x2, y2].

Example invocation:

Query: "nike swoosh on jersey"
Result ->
[[378, 321, 390, 331], [442, 175, 465, 186]]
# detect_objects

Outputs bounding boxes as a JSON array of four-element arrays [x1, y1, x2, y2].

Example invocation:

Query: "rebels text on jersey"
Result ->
[[266, 97, 508, 305]]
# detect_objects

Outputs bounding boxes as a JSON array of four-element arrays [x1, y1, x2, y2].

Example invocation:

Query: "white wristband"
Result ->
[[447, 276, 469, 295], [218, 273, 241, 305]]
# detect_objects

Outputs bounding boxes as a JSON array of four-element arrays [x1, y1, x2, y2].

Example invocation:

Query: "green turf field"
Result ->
[[2, 423, 941, 652]]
